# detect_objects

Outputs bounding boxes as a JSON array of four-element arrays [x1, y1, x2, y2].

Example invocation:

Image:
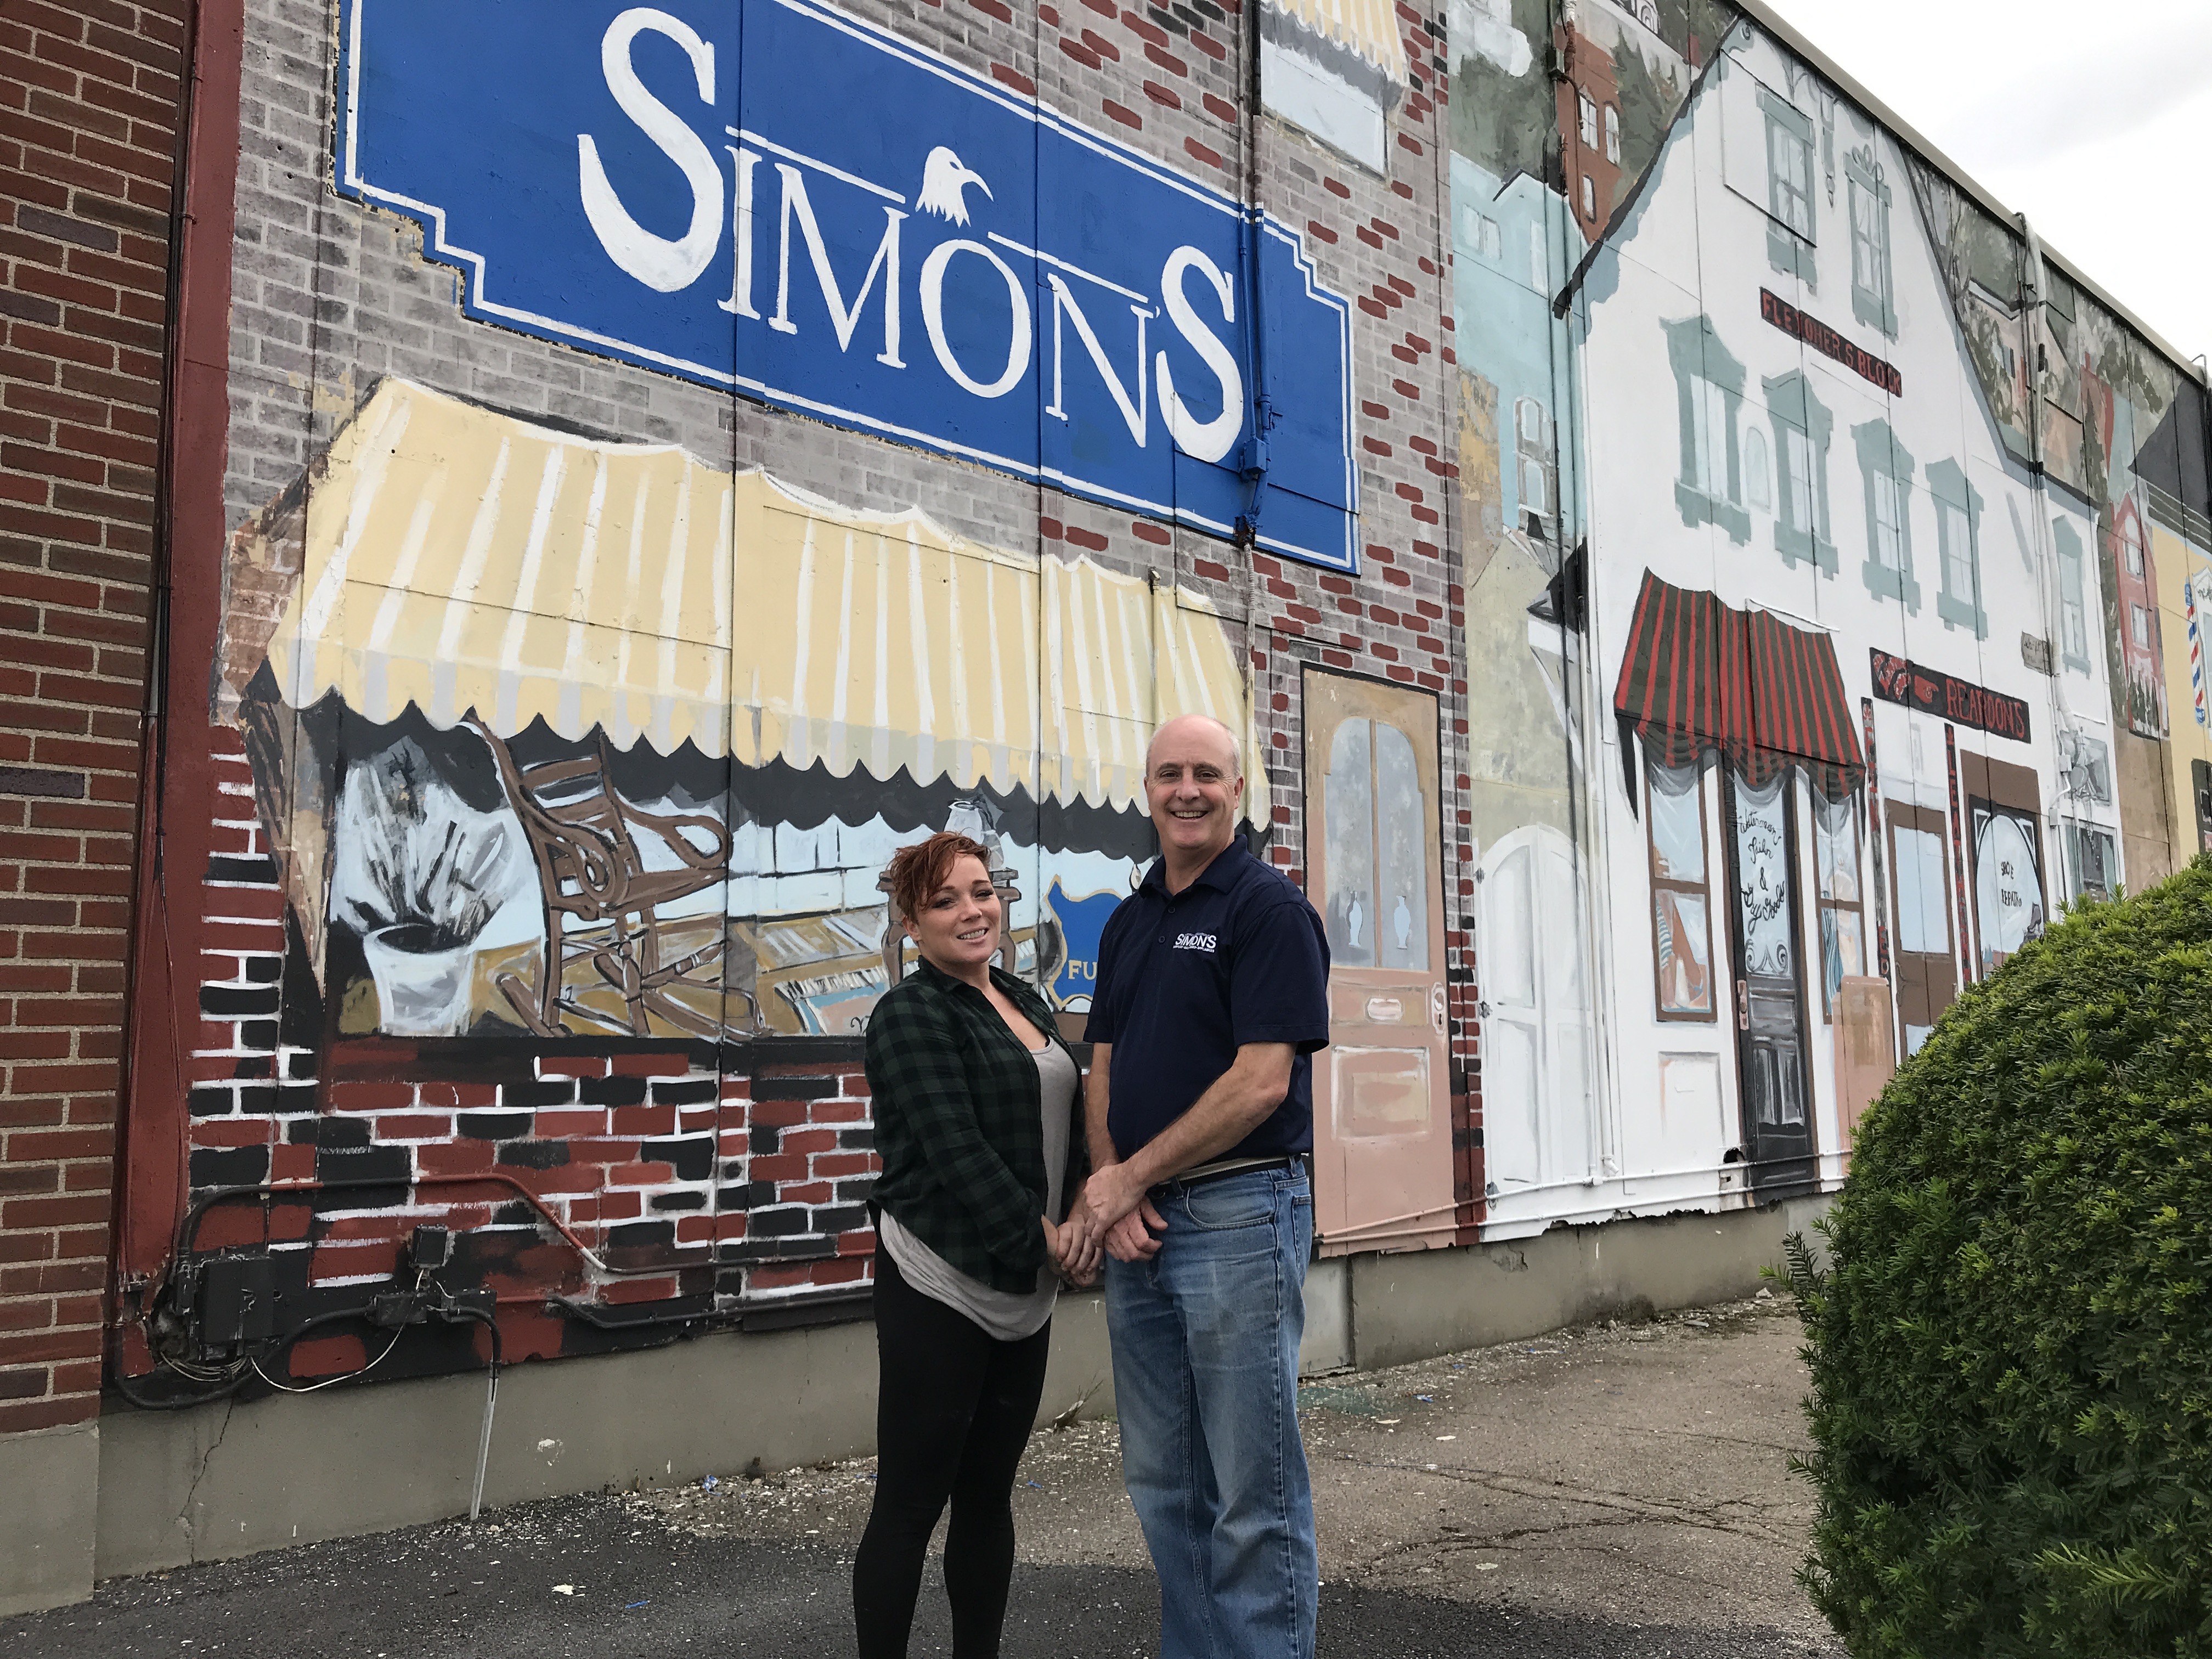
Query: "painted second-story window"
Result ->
[[1853, 419, 1921, 610], [1582, 174, 1596, 220], [1604, 105, 1621, 164], [1579, 91, 1598, 149], [1744, 426, 1771, 511], [1928, 459, 1986, 639], [1515, 396, 1557, 537], [2056, 518, 2091, 673], [1666, 317, 1750, 543], [1761, 88, 1815, 281], [1846, 148, 1897, 337], [1765, 370, 1835, 574], [2131, 602, 2153, 649]]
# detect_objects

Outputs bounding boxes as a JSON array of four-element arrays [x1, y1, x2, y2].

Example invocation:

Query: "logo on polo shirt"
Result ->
[[1173, 932, 1219, 953]]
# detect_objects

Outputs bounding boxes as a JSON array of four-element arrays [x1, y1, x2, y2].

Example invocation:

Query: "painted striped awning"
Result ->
[[1611, 571, 1864, 799], [257, 379, 1265, 827], [1271, 0, 1409, 80]]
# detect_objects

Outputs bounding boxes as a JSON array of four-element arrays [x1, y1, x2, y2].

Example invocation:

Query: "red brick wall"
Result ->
[[0, 1, 188, 1432]]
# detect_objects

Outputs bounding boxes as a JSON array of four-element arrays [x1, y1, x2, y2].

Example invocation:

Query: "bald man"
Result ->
[[1077, 714, 1331, 1659]]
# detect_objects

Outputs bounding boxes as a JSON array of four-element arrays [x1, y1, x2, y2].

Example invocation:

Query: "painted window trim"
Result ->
[[1645, 756, 1719, 1024], [2055, 516, 2092, 673], [1853, 417, 1921, 611], [1665, 315, 1752, 544], [1763, 369, 1836, 575], [1927, 458, 1987, 639], [1844, 148, 1897, 339], [1759, 87, 1816, 284]]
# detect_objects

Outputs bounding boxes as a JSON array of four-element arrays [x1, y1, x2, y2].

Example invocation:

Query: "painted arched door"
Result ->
[[1302, 670, 1452, 1254]]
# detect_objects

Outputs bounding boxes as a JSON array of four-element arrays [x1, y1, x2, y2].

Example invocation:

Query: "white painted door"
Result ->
[[1475, 823, 1594, 1225]]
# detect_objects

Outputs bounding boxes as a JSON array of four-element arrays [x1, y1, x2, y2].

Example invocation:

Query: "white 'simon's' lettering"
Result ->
[[578, 8, 724, 292], [1047, 275, 1149, 448], [1156, 246, 1242, 465], [720, 145, 762, 318], [921, 239, 1030, 399], [770, 165, 906, 366]]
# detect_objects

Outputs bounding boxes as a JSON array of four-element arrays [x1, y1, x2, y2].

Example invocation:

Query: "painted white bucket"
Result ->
[[363, 924, 476, 1036]]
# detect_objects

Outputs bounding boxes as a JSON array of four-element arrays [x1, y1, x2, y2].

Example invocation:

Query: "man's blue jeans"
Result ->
[[1105, 1164, 1316, 1659]]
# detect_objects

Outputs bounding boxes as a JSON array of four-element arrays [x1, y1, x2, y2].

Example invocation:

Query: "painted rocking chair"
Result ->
[[467, 718, 747, 1039]]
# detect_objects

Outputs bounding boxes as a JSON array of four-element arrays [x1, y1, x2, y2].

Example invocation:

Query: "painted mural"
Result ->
[[1446, 1, 2158, 1234], [123, 0, 2212, 1397]]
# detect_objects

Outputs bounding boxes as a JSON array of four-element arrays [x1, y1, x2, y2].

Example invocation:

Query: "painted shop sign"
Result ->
[[336, 0, 1358, 572], [1870, 649, 2030, 742], [1759, 289, 1903, 397]]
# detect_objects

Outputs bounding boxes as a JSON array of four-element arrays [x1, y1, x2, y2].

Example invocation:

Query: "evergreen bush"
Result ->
[[1793, 854, 2212, 1657]]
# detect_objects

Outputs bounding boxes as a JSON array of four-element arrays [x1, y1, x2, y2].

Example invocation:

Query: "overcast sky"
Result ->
[[1758, 0, 2212, 374]]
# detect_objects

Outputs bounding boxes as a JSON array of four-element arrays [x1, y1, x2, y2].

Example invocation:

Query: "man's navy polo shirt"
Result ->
[[1083, 837, 1331, 1163]]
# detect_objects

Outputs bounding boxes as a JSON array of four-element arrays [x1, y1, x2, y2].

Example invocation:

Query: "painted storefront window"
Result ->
[[240, 380, 1266, 1043], [1813, 793, 1865, 1019], [1645, 761, 1714, 1020]]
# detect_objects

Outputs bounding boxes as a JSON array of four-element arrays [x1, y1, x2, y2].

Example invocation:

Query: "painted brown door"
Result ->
[[1960, 753, 2044, 979], [1303, 670, 1452, 1255], [1886, 800, 1957, 1056], [1723, 768, 1815, 1196]]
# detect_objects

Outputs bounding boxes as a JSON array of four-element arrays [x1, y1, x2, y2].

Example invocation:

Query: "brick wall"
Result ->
[[0, 3, 188, 1431]]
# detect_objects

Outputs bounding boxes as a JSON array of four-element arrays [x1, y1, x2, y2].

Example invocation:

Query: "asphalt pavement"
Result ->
[[2, 1291, 1841, 1658]]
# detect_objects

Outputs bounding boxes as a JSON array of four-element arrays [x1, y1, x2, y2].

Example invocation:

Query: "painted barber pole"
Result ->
[[2188, 568, 2210, 728]]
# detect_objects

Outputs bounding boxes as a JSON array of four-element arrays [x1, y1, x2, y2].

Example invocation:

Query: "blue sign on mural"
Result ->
[[1045, 878, 1121, 1008], [336, 0, 1359, 571]]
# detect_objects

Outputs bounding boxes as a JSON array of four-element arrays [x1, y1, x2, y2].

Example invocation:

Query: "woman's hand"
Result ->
[[1042, 1213, 1102, 1288]]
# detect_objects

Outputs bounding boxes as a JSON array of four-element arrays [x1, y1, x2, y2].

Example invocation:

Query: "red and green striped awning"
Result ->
[[1612, 571, 1865, 800]]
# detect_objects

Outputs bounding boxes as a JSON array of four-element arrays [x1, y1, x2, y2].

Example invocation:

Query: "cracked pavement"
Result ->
[[2, 1291, 1840, 1657]]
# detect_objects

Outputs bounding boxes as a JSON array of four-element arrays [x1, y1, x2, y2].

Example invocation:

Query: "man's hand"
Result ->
[[1080, 1160, 1146, 1235], [1081, 1160, 1165, 1261], [1103, 1200, 1165, 1262]]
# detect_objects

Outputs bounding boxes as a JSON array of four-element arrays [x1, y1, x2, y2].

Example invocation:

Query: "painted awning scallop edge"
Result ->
[[259, 379, 1266, 827]]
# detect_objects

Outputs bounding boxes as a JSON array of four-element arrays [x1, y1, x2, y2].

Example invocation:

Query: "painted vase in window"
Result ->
[[343, 742, 513, 1038], [363, 923, 478, 1037]]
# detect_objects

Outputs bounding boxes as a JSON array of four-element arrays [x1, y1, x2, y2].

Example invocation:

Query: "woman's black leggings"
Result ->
[[852, 1246, 1051, 1659]]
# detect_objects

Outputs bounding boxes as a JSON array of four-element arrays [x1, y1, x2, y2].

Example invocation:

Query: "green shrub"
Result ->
[[1793, 854, 2212, 1657]]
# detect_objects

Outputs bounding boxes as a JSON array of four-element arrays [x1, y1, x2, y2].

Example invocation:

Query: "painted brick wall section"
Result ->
[[0, 2, 185, 1430]]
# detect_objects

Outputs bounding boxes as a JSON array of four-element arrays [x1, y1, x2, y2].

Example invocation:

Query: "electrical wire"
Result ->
[[251, 1327, 404, 1394]]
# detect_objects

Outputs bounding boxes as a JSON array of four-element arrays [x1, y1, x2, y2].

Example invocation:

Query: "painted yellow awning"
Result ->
[[260, 379, 1265, 825], [1272, 0, 1408, 80]]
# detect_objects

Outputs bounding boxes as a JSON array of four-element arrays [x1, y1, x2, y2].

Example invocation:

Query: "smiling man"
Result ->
[[1077, 713, 1331, 1659]]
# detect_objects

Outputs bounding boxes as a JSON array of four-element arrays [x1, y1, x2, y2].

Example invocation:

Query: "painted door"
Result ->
[[1886, 800, 1957, 1056], [1723, 768, 1815, 1195], [1304, 670, 1452, 1254], [1960, 754, 2045, 979], [1473, 823, 1594, 1222]]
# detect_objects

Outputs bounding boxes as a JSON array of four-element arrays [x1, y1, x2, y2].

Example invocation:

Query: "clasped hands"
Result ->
[[1042, 1163, 1166, 1286]]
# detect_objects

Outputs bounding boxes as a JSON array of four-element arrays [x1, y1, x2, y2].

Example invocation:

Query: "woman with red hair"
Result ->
[[851, 831, 1097, 1658]]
